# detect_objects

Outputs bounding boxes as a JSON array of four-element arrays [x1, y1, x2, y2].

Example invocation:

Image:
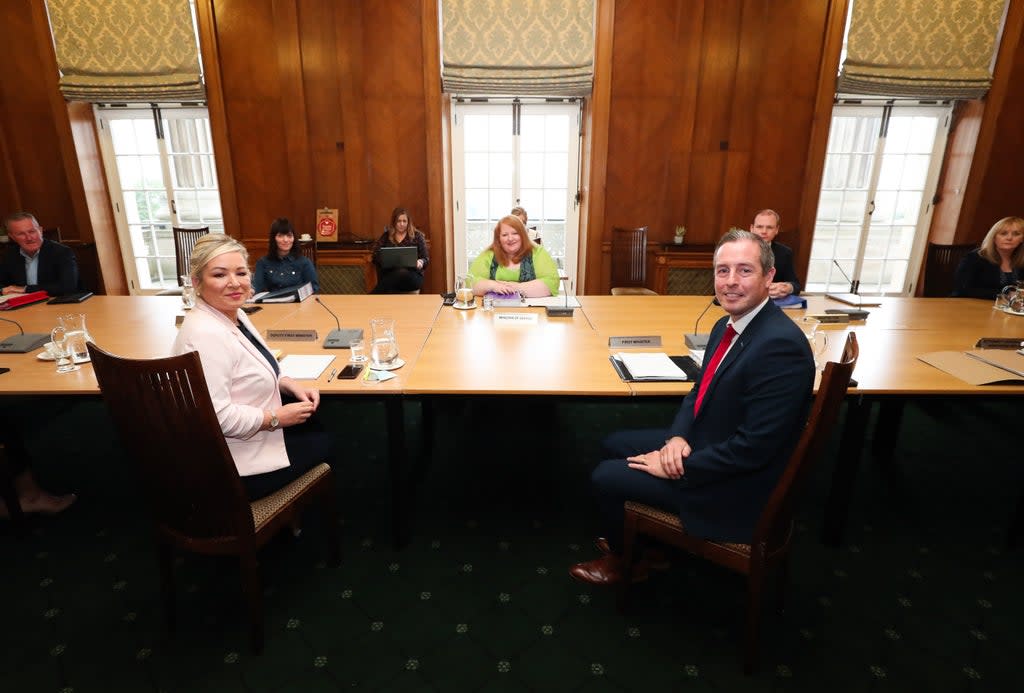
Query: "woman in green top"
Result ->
[[468, 215, 559, 297]]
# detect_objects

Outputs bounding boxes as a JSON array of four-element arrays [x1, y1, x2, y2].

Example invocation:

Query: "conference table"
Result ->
[[2, 293, 1021, 546]]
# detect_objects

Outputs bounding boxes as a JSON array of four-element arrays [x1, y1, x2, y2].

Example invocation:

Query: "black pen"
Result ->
[[326, 367, 337, 382]]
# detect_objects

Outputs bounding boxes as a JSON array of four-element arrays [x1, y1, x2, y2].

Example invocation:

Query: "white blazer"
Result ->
[[172, 300, 289, 477]]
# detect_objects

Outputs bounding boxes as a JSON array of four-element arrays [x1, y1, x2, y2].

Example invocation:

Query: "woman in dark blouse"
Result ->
[[370, 207, 429, 294], [952, 216, 1024, 299], [253, 218, 319, 293]]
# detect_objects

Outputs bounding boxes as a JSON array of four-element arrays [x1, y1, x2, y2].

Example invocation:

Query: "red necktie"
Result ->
[[694, 323, 736, 415]]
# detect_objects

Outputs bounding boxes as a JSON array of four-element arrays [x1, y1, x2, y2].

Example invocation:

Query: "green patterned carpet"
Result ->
[[1, 396, 1020, 692]]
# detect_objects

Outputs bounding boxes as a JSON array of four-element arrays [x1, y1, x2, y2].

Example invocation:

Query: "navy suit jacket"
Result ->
[[771, 241, 802, 295], [667, 300, 815, 541], [952, 249, 1020, 299], [1, 239, 79, 296]]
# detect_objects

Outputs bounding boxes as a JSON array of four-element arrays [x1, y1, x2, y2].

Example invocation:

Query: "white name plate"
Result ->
[[495, 313, 539, 324], [265, 329, 319, 341], [609, 335, 662, 348]]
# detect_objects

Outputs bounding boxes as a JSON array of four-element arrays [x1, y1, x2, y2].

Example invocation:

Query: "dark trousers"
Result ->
[[371, 268, 424, 294], [240, 412, 332, 501], [592, 428, 685, 553]]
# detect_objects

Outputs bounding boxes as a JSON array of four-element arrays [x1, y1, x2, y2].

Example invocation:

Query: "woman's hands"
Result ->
[[474, 278, 520, 295], [268, 376, 320, 429]]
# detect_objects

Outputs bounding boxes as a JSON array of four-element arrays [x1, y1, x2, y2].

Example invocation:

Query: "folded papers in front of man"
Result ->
[[251, 282, 314, 303], [609, 352, 700, 382]]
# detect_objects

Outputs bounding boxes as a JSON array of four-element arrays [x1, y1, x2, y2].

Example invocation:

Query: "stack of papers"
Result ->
[[613, 352, 689, 380]]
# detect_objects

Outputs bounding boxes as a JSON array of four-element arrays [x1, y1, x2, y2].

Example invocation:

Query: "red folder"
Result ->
[[0, 290, 49, 310]]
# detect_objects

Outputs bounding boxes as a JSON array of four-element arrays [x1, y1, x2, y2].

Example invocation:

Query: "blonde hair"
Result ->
[[189, 234, 249, 286], [978, 216, 1024, 268]]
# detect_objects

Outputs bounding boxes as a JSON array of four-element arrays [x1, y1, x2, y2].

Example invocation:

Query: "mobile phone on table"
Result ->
[[338, 364, 363, 379]]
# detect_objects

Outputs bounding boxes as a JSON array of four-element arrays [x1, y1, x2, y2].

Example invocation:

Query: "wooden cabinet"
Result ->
[[653, 244, 714, 296]]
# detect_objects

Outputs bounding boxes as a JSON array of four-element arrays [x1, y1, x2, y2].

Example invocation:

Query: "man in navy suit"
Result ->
[[751, 208, 801, 297], [570, 230, 814, 585], [1, 212, 79, 296]]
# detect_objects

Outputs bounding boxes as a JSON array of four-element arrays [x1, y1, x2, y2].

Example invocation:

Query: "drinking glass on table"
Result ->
[[369, 318, 399, 368], [58, 313, 91, 363], [50, 326, 80, 374], [181, 275, 196, 309], [348, 337, 368, 363]]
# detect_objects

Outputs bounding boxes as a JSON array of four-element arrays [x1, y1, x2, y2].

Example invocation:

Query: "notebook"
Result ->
[[378, 246, 418, 269], [48, 291, 94, 304], [0, 291, 49, 310]]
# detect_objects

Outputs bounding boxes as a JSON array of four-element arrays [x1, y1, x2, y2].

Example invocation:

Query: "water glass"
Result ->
[[369, 317, 399, 368], [58, 313, 91, 363], [50, 326, 80, 374], [181, 275, 196, 309], [482, 295, 494, 311], [349, 338, 368, 363]]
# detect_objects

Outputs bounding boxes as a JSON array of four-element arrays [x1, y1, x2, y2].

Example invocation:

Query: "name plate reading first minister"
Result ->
[[609, 335, 662, 348], [265, 329, 318, 342]]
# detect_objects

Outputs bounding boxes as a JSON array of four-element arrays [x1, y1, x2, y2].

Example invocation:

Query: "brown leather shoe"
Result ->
[[569, 554, 649, 586], [593, 537, 669, 570]]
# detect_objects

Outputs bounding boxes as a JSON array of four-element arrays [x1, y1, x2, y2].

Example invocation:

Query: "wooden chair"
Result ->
[[298, 238, 318, 266], [922, 243, 975, 297], [610, 226, 657, 295], [619, 333, 859, 674], [42, 226, 62, 243], [172, 226, 210, 286], [87, 343, 340, 653]]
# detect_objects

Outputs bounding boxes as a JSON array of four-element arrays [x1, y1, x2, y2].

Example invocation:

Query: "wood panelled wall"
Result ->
[[583, 0, 833, 293], [203, 0, 442, 290], [3, 0, 1023, 296]]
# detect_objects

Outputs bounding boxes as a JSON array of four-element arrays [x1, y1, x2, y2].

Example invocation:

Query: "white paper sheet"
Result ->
[[525, 296, 581, 308], [615, 352, 688, 380], [279, 354, 335, 379]]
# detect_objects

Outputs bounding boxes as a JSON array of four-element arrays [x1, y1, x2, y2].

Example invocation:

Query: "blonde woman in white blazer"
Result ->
[[172, 234, 331, 500]]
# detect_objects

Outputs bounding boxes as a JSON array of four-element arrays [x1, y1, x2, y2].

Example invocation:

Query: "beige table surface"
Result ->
[[404, 299, 630, 396]]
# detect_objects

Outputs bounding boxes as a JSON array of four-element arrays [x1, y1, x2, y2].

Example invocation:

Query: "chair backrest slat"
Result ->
[[610, 226, 649, 288], [88, 343, 254, 539], [173, 227, 211, 286], [754, 333, 859, 548], [923, 242, 975, 297]]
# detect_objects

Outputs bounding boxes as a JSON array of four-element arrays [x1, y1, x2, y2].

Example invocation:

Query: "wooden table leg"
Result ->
[[386, 397, 410, 548]]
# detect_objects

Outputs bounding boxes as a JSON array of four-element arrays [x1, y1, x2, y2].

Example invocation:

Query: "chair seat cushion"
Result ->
[[624, 501, 751, 556], [250, 463, 330, 531], [611, 287, 658, 296]]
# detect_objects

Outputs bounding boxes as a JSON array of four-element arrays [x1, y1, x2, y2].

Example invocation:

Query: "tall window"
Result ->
[[96, 106, 223, 292], [808, 104, 950, 295], [451, 101, 581, 291]]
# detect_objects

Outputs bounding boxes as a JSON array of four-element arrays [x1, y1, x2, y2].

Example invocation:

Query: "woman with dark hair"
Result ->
[[952, 216, 1024, 299], [370, 207, 429, 294], [468, 215, 559, 297], [252, 218, 319, 293]]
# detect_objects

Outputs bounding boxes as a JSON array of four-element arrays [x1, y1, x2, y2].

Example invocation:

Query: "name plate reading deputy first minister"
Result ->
[[608, 335, 662, 348], [265, 329, 319, 342]]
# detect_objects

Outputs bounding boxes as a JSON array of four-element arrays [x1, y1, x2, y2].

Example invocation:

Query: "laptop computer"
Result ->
[[379, 246, 418, 270]]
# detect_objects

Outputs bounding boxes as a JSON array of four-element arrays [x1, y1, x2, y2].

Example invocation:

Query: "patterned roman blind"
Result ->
[[837, 0, 1007, 99], [47, 0, 205, 102], [441, 0, 595, 96]]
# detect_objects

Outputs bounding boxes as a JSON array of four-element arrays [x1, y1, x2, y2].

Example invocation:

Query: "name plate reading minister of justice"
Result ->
[[608, 335, 662, 349]]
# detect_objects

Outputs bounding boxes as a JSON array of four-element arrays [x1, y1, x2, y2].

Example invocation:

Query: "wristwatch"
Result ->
[[268, 411, 280, 431]]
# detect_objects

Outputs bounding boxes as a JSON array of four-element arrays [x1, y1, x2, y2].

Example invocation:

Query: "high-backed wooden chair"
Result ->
[[298, 238, 318, 266], [922, 243, 975, 297], [610, 226, 657, 295], [172, 226, 210, 285], [42, 227, 62, 243], [619, 333, 859, 674], [88, 343, 340, 653]]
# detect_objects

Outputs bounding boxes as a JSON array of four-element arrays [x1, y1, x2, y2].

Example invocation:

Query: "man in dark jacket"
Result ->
[[570, 230, 814, 585], [750, 208, 802, 297], [2, 212, 79, 296]]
